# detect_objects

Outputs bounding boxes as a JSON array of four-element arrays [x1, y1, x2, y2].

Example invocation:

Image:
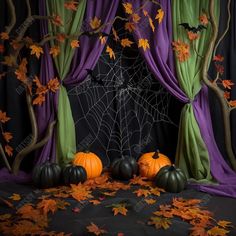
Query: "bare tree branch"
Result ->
[[0, 143, 12, 172], [5, 0, 16, 34]]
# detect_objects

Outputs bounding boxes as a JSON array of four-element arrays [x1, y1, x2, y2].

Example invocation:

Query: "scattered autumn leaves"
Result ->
[[0, 173, 235, 235]]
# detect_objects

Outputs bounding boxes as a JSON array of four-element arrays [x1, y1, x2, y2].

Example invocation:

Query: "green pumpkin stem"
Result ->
[[152, 150, 160, 159]]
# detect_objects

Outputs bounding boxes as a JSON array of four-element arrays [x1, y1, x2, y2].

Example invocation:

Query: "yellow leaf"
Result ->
[[148, 17, 155, 32], [122, 2, 133, 14], [132, 13, 141, 23], [49, 45, 60, 57], [138, 38, 150, 51], [90, 16, 101, 30], [121, 38, 134, 48], [70, 40, 80, 48], [155, 9, 164, 24], [2, 132, 13, 143], [9, 193, 21, 201], [30, 45, 44, 59], [124, 22, 136, 33], [106, 46, 115, 60]]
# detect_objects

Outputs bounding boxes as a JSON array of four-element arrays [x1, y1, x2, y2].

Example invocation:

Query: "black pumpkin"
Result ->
[[154, 165, 187, 193], [111, 156, 138, 180], [62, 164, 87, 185], [32, 162, 62, 188]]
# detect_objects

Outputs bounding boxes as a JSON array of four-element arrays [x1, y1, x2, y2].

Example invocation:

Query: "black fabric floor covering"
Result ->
[[0, 183, 236, 236]]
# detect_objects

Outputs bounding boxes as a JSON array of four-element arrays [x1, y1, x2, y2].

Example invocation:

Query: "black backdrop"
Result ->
[[0, 0, 235, 171]]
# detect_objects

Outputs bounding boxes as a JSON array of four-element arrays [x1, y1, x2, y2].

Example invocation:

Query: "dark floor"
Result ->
[[0, 182, 236, 236]]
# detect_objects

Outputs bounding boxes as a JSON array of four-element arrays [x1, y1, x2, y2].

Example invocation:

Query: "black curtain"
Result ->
[[0, 0, 40, 170]]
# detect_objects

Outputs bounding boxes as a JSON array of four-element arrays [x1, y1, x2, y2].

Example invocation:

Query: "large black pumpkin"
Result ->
[[154, 165, 187, 193], [111, 156, 138, 180], [32, 162, 61, 188], [62, 164, 87, 185]]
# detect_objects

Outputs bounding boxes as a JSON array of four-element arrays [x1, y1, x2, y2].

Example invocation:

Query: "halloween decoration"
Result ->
[[62, 164, 87, 185], [111, 156, 138, 180], [154, 165, 187, 193], [32, 162, 61, 188], [138, 150, 171, 179], [73, 151, 103, 179]]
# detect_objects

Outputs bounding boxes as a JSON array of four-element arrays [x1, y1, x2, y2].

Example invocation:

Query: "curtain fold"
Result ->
[[46, 0, 87, 164], [126, 0, 236, 197]]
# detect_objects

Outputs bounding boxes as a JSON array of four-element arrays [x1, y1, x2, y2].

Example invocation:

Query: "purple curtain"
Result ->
[[127, 0, 236, 198], [34, 0, 59, 165]]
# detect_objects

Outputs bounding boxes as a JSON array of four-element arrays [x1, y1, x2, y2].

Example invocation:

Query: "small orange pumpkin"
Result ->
[[138, 150, 171, 180], [73, 151, 103, 179]]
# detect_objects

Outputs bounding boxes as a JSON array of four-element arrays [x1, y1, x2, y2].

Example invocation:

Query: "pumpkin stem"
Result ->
[[169, 165, 176, 171], [152, 150, 160, 159]]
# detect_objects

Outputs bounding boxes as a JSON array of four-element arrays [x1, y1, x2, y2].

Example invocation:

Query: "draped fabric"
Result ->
[[126, 0, 236, 197], [46, 0, 87, 164], [34, 0, 58, 165]]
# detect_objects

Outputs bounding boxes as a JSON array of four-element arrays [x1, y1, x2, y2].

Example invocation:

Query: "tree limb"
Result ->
[[5, 0, 16, 34], [202, 0, 236, 171], [0, 143, 12, 172]]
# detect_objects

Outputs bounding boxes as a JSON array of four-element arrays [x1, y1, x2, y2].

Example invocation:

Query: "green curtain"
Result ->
[[172, 0, 220, 182], [46, 0, 87, 164]]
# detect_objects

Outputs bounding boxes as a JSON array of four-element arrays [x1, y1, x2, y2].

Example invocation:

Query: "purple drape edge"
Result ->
[[34, 0, 58, 165], [64, 0, 119, 86], [128, 0, 236, 197]]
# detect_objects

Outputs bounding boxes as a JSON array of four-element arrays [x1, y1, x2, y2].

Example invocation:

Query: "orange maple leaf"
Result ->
[[217, 220, 233, 229], [10, 40, 21, 50], [148, 17, 155, 32], [121, 38, 134, 48], [0, 32, 9, 40], [138, 39, 150, 51], [145, 198, 157, 205], [5, 145, 13, 156], [106, 46, 116, 60], [86, 222, 107, 236], [112, 204, 128, 216], [224, 91, 230, 100], [129, 175, 150, 186], [90, 16, 101, 30], [133, 188, 151, 197], [50, 45, 60, 57], [52, 14, 63, 26], [70, 40, 80, 48], [47, 78, 60, 92], [37, 199, 58, 215], [56, 33, 66, 43], [0, 44, 4, 53], [132, 13, 141, 23], [213, 54, 224, 62], [199, 13, 208, 26], [71, 184, 93, 201], [15, 58, 28, 83], [112, 27, 119, 42], [172, 40, 190, 62], [89, 200, 101, 205], [187, 31, 199, 41], [207, 226, 229, 236], [2, 132, 13, 143], [64, 1, 78, 11], [190, 226, 208, 236], [99, 35, 107, 45], [2, 55, 15, 66], [148, 216, 171, 230], [125, 22, 136, 33], [143, 10, 148, 17], [122, 2, 133, 14], [0, 110, 11, 123], [34, 76, 48, 95], [33, 95, 46, 106], [222, 80, 234, 90], [30, 45, 44, 59], [229, 100, 236, 107], [8, 193, 21, 201], [155, 9, 164, 24]]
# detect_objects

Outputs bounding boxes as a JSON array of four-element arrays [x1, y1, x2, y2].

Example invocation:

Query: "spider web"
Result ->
[[67, 28, 178, 167]]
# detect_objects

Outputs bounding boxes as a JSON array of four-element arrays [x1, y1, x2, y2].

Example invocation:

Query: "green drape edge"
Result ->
[[172, 0, 220, 183], [46, 0, 87, 164]]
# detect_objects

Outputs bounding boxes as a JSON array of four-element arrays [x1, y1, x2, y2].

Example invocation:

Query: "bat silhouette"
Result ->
[[179, 23, 207, 33], [86, 69, 104, 86]]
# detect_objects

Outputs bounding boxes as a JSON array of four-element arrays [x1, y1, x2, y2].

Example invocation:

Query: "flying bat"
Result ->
[[86, 69, 104, 86], [179, 23, 207, 33]]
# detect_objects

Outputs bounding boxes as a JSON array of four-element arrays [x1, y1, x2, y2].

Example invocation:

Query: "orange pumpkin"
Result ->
[[73, 151, 103, 179], [138, 150, 171, 179]]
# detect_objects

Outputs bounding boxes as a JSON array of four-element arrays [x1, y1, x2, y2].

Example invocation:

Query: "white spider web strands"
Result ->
[[67, 28, 179, 167]]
